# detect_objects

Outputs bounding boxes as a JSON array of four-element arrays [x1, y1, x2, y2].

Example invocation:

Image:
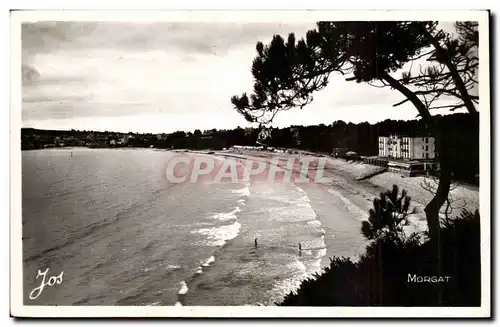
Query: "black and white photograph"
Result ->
[[10, 10, 491, 318]]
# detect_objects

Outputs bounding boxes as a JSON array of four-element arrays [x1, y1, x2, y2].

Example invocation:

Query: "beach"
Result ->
[[22, 147, 480, 306], [207, 148, 480, 253], [23, 148, 353, 305]]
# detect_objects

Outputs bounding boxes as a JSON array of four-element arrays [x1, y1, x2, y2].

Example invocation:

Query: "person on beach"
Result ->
[[298, 242, 302, 256], [255, 238, 258, 248]]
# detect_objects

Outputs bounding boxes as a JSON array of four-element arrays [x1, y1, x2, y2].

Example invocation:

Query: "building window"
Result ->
[[426, 145, 428, 151], [426, 153, 429, 159]]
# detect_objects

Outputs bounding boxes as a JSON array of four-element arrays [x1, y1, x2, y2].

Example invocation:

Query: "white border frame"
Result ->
[[10, 10, 491, 318]]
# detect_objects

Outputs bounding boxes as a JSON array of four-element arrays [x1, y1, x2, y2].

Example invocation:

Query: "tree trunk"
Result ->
[[423, 127, 452, 243], [423, 168, 451, 242], [381, 73, 435, 127], [425, 128, 452, 305], [383, 72, 453, 304], [382, 73, 446, 245]]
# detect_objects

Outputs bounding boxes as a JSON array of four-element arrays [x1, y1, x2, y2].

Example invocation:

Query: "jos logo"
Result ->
[[29, 268, 64, 300]]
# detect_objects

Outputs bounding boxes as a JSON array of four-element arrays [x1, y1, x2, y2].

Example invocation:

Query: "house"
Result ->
[[379, 135, 435, 160], [372, 134, 438, 177]]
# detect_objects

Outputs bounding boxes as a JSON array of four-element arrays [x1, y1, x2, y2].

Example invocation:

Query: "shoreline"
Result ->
[[177, 149, 370, 279], [24, 146, 479, 236], [193, 148, 479, 268], [21, 147, 481, 306], [207, 150, 376, 268], [24, 147, 480, 262]]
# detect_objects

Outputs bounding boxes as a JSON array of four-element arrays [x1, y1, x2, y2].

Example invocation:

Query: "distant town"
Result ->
[[22, 128, 181, 150], [21, 112, 479, 184]]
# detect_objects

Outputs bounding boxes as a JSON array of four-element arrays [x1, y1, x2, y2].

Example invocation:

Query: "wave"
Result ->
[[202, 256, 215, 267], [255, 183, 329, 303], [256, 184, 319, 224], [232, 185, 250, 197], [298, 235, 326, 254], [166, 264, 181, 270], [309, 248, 328, 275], [296, 193, 313, 207], [175, 281, 189, 306], [306, 219, 322, 228], [190, 221, 242, 247], [267, 258, 309, 304], [211, 206, 241, 221], [290, 258, 308, 272], [192, 255, 216, 277], [315, 248, 328, 259], [178, 281, 189, 295]]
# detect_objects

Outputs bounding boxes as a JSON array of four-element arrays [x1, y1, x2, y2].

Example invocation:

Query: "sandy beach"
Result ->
[[191, 148, 480, 265]]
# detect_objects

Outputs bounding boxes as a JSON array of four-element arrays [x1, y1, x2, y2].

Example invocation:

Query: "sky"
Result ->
[[21, 21, 473, 134]]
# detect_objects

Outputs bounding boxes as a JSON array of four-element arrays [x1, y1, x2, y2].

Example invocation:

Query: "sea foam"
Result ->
[[178, 281, 189, 295], [211, 207, 241, 221], [232, 185, 250, 197], [202, 255, 215, 267], [191, 221, 242, 247]]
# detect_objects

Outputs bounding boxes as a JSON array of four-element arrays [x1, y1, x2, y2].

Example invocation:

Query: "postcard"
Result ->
[[10, 9, 491, 318]]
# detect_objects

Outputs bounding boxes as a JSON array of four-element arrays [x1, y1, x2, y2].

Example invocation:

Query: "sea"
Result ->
[[22, 148, 367, 306]]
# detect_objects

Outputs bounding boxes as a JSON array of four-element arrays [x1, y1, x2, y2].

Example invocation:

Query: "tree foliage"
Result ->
[[361, 184, 416, 244], [398, 21, 478, 112], [231, 21, 439, 124], [231, 21, 479, 125]]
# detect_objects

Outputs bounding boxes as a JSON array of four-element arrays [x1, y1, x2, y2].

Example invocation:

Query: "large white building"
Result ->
[[378, 135, 435, 160]]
